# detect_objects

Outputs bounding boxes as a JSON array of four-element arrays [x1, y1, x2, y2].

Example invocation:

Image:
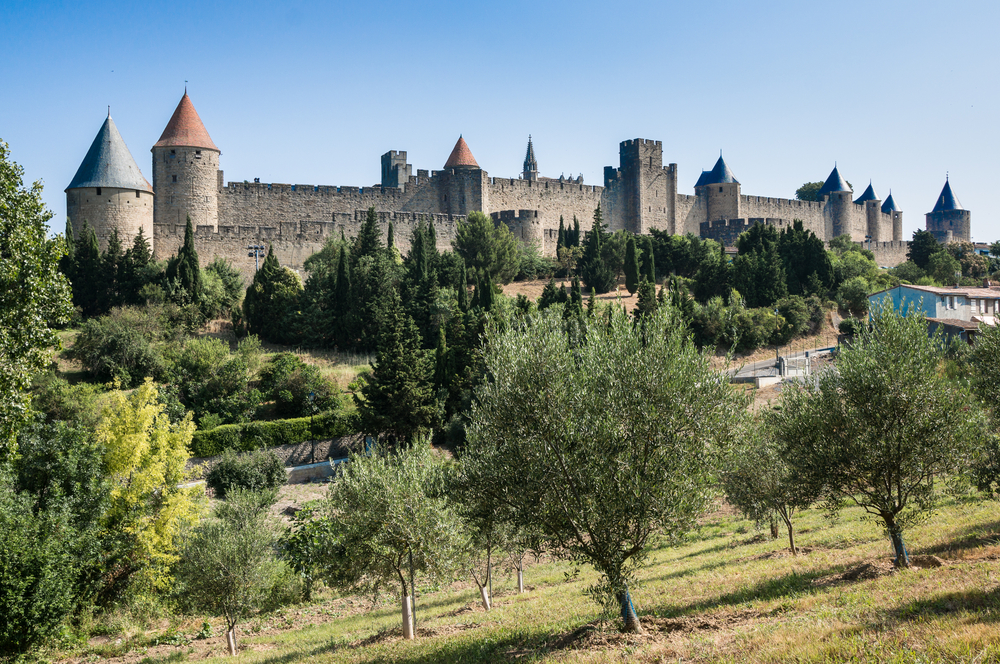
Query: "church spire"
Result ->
[[522, 135, 538, 181]]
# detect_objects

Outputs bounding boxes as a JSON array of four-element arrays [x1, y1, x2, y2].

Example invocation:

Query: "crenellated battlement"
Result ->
[[488, 177, 601, 195]]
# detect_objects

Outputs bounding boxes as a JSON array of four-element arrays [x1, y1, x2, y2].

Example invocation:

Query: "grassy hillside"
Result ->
[[72, 491, 1000, 664]]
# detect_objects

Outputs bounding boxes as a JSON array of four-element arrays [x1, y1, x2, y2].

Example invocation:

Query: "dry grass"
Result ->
[[59, 491, 1000, 664]]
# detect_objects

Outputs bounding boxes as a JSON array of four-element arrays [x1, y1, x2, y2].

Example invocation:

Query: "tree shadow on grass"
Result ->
[[916, 519, 1000, 558], [887, 586, 1000, 624]]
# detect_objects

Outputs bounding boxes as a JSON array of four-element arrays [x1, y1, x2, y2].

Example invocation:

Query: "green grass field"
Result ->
[[72, 491, 1000, 664]]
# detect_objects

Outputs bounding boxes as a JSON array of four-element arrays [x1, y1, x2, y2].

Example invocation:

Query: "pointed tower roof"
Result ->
[[881, 191, 900, 213], [153, 92, 219, 151], [444, 135, 479, 169], [931, 177, 963, 212], [66, 113, 153, 192], [698, 152, 740, 186], [694, 169, 712, 188], [854, 181, 879, 204], [818, 165, 851, 197], [523, 135, 537, 171]]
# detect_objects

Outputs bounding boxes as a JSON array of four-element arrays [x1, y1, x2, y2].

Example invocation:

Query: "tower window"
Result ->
[[172, 175, 177, 183], [135, 190, 140, 198], [719, 187, 723, 192], [170, 150, 175, 156], [96, 187, 102, 196], [195, 150, 202, 159]]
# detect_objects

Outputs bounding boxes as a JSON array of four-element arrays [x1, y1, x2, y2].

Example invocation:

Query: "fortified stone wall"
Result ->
[[67, 186, 154, 251], [868, 240, 909, 267], [152, 147, 220, 229], [153, 209, 463, 282], [740, 196, 828, 238], [488, 177, 602, 242]]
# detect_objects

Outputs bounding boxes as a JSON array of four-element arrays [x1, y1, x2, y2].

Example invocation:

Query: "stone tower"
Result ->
[[439, 136, 487, 216], [925, 177, 971, 243], [854, 182, 884, 242], [819, 165, 853, 239], [65, 111, 154, 251], [522, 135, 538, 181], [882, 192, 903, 241], [604, 139, 675, 234], [696, 154, 740, 222], [152, 92, 220, 230]]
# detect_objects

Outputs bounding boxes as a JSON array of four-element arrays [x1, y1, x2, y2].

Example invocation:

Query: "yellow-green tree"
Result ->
[[96, 380, 203, 594]]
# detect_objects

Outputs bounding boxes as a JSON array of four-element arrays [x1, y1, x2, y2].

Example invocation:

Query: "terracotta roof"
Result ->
[[444, 136, 479, 169], [928, 317, 982, 331], [153, 93, 219, 151], [66, 114, 153, 193], [894, 284, 1000, 298]]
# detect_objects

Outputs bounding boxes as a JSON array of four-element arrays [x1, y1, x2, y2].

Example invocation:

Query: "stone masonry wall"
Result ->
[[67, 186, 154, 251]]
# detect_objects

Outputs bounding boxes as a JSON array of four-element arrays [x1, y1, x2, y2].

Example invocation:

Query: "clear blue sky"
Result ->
[[4, 0, 999, 242]]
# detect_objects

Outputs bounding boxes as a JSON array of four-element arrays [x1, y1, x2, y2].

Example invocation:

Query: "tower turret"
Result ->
[[882, 191, 903, 241], [65, 111, 154, 250], [925, 176, 970, 243], [522, 135, 538, 181], [152, 91, 220, 231], [819, 165, 853, 239], [695, 153, 740, 222]]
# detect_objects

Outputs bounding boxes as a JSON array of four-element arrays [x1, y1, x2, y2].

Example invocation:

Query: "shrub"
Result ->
[[206, 449, 286, 499], [273, 365, 342, 419], [837, 276, 871, 317], [73, 315, 165, 387], [189, 411, 356, 457], [838, 317, 864, 336]]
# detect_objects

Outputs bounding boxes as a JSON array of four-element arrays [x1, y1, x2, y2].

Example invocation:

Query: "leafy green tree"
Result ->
[[927, 250, 962, 285], [176, 488, 279, 656], [778, 220, 833, 296], [990, 240, 1000, 260], [243, 246, 304, 343], [452, 211, 519, 284], [731, 229, 787, 308], [320, 443, 464, 639], [624, 235, 640, 294], [907, 229, 941, 270], [775, 303, 984, 567], [557, 216, 566, 251], [837, 276, 871, 317], [537, 278, 568, 310], [580, 205, 616, 293], [633, 277, 657, 319], [967, 323, 1000, 495], [465, 305, 746, 632], [0, 141, 73, 455], [795, 181, 824, 202], [355, 293, 438, 445], [720, 417, 820, 554], [888, 260, 926, 284], [692, 241, 730, 303]]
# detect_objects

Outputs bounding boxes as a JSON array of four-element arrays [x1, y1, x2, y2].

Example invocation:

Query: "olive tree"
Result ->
[[175, 489, 280, 656], [464, 305, 746, 632], [719, 417, 820, 554], [775, 303, 984, 567], [321, 443, 464, 639]]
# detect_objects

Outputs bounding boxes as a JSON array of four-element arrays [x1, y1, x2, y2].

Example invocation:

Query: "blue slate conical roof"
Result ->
[[931, 178, 963, 212], [881, 192, 899, 213], [854, 181, 878, 204], [66, 114, 153, 192], [818, 165, 851, 197], [699, 155, 739, 186]]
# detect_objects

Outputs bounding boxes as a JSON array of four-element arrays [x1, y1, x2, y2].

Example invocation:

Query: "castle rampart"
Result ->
[[67, 186, 154, 250]]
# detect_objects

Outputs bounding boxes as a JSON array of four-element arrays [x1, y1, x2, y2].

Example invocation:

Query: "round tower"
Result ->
[[65, 111, 154, 250], [152, 91, 220, 230], [818, 165, 853, 239], [925, 177, 970, 243], [695, 154, 740, 222]]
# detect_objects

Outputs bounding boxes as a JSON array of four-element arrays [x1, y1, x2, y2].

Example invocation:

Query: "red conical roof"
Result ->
[[444, 135, 479, 169], [153, 92, 219, 152]]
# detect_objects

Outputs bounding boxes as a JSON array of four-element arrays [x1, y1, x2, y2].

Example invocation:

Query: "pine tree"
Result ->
[[624, 235, 640, 294], [121, 227, 152, 305], [633, 277, 657, 318], [586, 287, 597, 318], [355, 292, 439, 445], [243, 246, 303, 342], [352, 206, 383, 264], [434, 325, 452, 390]]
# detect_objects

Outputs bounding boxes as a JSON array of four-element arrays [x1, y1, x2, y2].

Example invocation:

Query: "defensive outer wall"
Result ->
[[74, 94, 951, 281]]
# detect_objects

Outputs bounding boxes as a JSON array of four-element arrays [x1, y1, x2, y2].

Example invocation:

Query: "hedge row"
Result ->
[[190, 411, 357, 458]]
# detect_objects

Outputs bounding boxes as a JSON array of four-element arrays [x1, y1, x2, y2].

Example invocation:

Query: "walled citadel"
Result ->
[[66, 92, 973, 280]]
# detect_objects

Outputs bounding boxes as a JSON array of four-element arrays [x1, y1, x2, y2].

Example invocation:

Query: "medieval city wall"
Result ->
[[67, 187, 154, 252], [868, 240, 909, 267], [487, 177, 602, 251], [675, 193, 707, 237], [739, 196, 829, 238]]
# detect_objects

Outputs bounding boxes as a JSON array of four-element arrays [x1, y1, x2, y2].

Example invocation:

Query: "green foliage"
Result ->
[[201, 257, 244, 319], [967, 323, 1000, 495], [778, 220, 833, 296], [515, 240, 555, 281], [243, 246, 304, 343], [452, 211, 519, 284], [795, 181, 824, 202], [838, 316, 865, 336], [640, 236, 656, 284], [837, 276, 871, 317], [166, 216, 203, 303], [279, 502, 332, 602], [537, 278, 568, 310], [692, 240, 730, 303], [927, 250, 961, 285], [271, 363, 341, 419], [0, 140, 73, 455], [624, 235, 640, 294], [580, 205, 616, 294], [164, 335, 264, 426], [175, 488, 281, 655], [319, 443, 465, 628], [30, 370, 106, 427], [188, 411, 355, 458], [889, 260, 926, 284], [74, 311, 167, 387], [205, 449, 287, 500], [732, 224, 787, 308], [907, 229, 941, 270], [351, 207, 383, 264], [464, 305, 746, 631], [945, 240, 989, 278], [775, 303, 985, 567]]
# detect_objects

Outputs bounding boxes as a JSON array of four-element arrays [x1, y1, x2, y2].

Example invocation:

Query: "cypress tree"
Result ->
[[624, 235, 640, 294], [353, 206, 382, 263], [479, 272, 494, 312], [102, 228, 124, 309], [74, 222, 102, 316], [642, 236, 656, 284], [634, 277, 657, 318], [471, 272, 481, 310], [61, 219, 76, 282], [586, 287, 597, 318], [386, 221, 395, 250], [427, 219, 438, 256], [333, 245, 352, 345], [557, 216, 566, 251], [457, 259, 469, 312], [572, 216, 581, 247], [434, 325, 452, 390], [580, 205, 616, 294], [171, 215, 202, 302], [121, 227, 152, 305]]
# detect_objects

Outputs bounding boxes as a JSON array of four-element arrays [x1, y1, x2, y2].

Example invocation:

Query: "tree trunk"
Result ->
[[769, 516, 779, 539], [517, 567, 525, 594], [888, 523, 910, 568], [401, 594, 414, 639], [478, 583, 492, 611], [226, 627, 237, 656], [780, 510, 797, 555], [617, 589, 643, 634]]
